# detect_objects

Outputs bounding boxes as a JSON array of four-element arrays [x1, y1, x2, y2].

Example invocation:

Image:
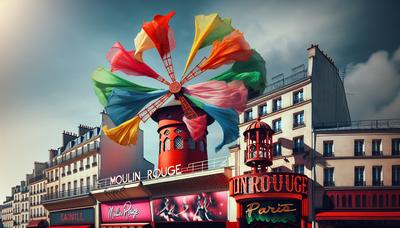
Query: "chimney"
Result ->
[[62, 130, 77, 147], [78, 124, 94, 136], [49, 149, 58, 160]]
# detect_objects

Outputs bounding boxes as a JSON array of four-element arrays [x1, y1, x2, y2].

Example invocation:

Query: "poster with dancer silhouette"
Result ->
[[153, 191, 228, 222]]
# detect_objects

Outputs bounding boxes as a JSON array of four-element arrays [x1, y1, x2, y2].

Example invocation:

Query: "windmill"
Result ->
[[92, 12, 267, 170]]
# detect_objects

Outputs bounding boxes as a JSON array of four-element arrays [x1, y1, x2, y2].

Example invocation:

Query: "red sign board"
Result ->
[[153, 191, 228, 222], [100, 199, 151, 223]]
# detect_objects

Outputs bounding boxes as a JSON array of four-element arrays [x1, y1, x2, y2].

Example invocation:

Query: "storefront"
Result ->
[[230, 172, 309, 228], [49, 207, 95, 228], [152, 191, 228, 228], [99, 199, 152, 228]]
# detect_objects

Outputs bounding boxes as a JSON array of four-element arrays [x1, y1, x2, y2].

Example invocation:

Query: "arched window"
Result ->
[[175, 128, 183, 134], [188, 138, 196, 150], [159, 141, 162, 153], [174, 136, 184, 149], [164, 130, 170, 136], [164, 138, 170, 151], [199, 141, 205, 152]]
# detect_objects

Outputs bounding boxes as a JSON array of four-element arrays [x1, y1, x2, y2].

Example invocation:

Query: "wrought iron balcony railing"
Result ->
[[42, 185, 92, 203], [94, 156, 230, 190]]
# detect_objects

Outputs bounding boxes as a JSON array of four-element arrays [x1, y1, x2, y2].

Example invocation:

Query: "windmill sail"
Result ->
[[184, 80, 248, 113], [91, 67, 159, 106], [209, 50, 266, 92], [183, 13, 234, 74], [199, 30, 252, 71]]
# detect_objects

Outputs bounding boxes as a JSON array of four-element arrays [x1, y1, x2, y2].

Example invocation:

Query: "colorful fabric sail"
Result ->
[[107, 42, 161, 79], [133, 29, 155, 62], [199, 30, 252, 71], [91, 12, 267, 149], [183, 13, 234, 74], [142, 11, 176, 58], [182, 114, 207, 141], [184, 80, 248, 113], [106, 89, 168, 126], [91, 67, 159, 106], [103, 116, 141, 145], [209, 50, 266, 92], [185, 95, 239, 152]]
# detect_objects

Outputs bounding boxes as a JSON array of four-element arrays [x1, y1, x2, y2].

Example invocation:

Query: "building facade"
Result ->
[[42, 125, 101, 228], [2, 198, 13, 228], [314, 124, 400, 227], [27, 162, 49, 228]]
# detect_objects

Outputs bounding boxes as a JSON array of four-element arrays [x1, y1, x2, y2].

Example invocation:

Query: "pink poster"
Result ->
[[153, 191, 228, 222], [101, 199, 151, 223]]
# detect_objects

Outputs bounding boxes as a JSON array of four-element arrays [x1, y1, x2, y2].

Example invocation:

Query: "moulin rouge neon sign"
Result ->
[[109, 164, 182, 185], [230, 173, 308, 196]]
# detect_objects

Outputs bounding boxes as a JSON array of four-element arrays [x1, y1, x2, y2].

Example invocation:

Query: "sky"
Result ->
[[1, 0, 399, 201]]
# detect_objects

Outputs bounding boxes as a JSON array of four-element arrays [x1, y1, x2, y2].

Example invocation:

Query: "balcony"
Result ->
[[94, 156, 230, 190], [42, 185, 92, 203], [323, 188, 400, 210], [314, 118, 400, 130]]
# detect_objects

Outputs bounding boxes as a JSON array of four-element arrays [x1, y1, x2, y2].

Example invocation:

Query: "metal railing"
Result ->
[[42, 185, 92, 202], [264, 69, 307, 95], [94, 156, 230, 190], [314, 119, 400, 130]]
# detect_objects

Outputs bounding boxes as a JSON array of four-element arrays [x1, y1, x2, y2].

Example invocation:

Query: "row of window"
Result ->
[[30, 182, 45, 195], [244, 89, 304, 122], [272, 136, 305, 157], [323, 165, 400, 186], [52, 155, 97, 180], [160, 136, 205, 153], [323, 138, 400, 157], [30, 207, 46, 218]]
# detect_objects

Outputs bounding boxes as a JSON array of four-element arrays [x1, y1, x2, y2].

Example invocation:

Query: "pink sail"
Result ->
[[184, 80, 248, 113], [106, 42, 160, 79], [183, 114, 207, 141]]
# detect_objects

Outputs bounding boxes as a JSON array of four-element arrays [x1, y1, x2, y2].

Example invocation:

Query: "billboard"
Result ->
[[153, 191, 228, 222], [50, 208, 94, 226], [99, 114, 154, 180], [100, 199, 151, 223]]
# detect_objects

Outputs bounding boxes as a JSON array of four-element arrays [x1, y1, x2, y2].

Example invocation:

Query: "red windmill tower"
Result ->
[[151, 97, 214, 170]]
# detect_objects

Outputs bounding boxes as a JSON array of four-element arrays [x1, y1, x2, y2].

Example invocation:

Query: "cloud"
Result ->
[[211, 0, 356, 78], [345, 47, 400, 120]]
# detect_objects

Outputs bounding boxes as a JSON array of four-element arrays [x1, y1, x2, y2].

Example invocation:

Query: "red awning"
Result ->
[[316, 211, 400, 221], [27, 220, 46, 228], [49, 226, 91, 228]]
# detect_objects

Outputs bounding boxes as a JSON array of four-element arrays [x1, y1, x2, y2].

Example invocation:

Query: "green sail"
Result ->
[[91, 67, 159, 106], [209, 50, 266, 92]]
